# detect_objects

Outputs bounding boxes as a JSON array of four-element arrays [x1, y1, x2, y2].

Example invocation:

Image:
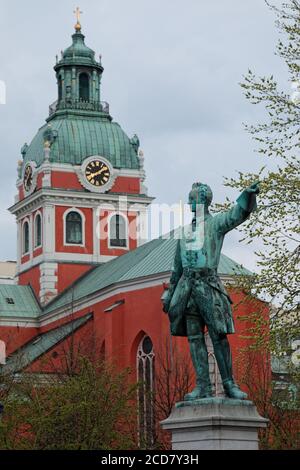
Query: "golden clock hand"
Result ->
[[89, 167, 108, 179], [91, 169, 102, 178], [87, 170, 99, 179], [99, 166, 108, 174]]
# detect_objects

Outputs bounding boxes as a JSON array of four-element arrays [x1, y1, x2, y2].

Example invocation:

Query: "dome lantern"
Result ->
[[51, 11, 105, 119]]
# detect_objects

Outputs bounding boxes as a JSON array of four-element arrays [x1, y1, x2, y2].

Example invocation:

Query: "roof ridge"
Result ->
[[118, 238, 168, 282]]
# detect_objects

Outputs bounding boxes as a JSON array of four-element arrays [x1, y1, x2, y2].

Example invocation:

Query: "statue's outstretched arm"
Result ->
[[216, 181, 260, 234]]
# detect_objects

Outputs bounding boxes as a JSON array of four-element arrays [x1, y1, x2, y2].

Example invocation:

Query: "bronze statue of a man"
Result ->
[[162, 182, 259, 400]]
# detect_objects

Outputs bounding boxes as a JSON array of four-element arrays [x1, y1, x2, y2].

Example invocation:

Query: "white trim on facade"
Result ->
[[107, 211, 129, 250], [0, 272, 235, 327], [17, 253, 117, 274], [43, 204, 55, 256], [41, 274, 171, 326], [40, 262, 58, 305], [29, 213, 34, 260], [0, 319, 39, 327], [16, 221, 21, 272], [93, 206, 100, 260], [63, 207, 86, 247], [36, 161, 144, 178], [136, 207, 148, 247], [9, 188, 154, 217]]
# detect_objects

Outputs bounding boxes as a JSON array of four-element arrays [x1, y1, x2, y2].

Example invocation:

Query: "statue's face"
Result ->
[[189, 183, 213, 212], [188, 195, 196, 213]]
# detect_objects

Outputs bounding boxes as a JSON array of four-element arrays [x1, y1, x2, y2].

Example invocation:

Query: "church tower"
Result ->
[[9, 16, 152, 305]]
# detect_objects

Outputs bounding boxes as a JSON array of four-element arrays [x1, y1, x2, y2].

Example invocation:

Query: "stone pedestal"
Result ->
[[161, 398, 268, 450]]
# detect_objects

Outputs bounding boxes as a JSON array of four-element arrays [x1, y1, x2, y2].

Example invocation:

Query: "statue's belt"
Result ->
[[183, 267, 217, 278], [182, 267, 233, 304]]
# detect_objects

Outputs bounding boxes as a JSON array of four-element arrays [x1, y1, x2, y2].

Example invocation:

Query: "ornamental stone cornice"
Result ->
[[8, 187, 154, 217]]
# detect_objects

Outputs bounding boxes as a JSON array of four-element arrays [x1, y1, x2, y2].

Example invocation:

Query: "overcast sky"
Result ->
[[0, 0, 287, 271]]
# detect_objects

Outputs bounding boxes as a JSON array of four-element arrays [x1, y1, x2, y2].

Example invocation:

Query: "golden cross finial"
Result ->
[[74, 7, 83, 31]]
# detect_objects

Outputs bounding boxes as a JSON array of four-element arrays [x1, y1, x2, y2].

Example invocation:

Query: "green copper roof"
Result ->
[[1, 314, 92, 374], [56, 31, 100, 68], [23, 116, 140, 169], [44, 235, 252, 315], [0, 285, 41, 318]]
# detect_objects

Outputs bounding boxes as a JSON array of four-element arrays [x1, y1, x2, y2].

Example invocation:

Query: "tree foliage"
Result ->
[[0, 357, 137, 450], [215, 0, 299, 345], [235, 340, 300, 450], [216, 0, 300, 315], [214, 0, 300, 448]]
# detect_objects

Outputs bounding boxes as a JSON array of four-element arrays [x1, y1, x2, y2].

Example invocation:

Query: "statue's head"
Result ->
[[188, 182, 213, 212]]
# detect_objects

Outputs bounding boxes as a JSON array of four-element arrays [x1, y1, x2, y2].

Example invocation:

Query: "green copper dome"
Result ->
[[22, 115, 140, 169], [21, 27, 140, 171]]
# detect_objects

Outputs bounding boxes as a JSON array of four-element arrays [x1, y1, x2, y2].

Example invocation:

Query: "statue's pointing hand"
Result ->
[[247, 181, 260, 194]]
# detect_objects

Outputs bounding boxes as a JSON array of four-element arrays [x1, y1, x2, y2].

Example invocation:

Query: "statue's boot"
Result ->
[[212, 334, 248, 400], [184, 333, 212, 401], [222, 379, 248, 400]]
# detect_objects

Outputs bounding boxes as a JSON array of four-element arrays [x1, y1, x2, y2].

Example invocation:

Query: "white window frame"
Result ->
[[22, 218, 30, 255], [33, 210, 43, 249], [108, 212, 129, 250], [63, 208, 86, 247]]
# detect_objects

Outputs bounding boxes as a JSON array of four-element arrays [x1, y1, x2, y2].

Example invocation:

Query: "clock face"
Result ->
[[23, 164, 33, 191], [84, 159, 111, 187]]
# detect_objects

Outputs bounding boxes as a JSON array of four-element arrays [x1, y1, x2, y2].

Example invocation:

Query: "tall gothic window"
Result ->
[[137, 335, 155, 448], [110, 214, 127, 248], [23, 221, 29, 254], [65, 211, 83, 245], [79, 73, 90, 101], [34, 213, 42, 248]]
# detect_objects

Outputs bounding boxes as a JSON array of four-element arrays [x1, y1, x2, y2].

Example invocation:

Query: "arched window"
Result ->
[[109, 214, 127, 248], [22, 221, 29, 254], [65, 211, 83, 245], [58, 75, 62, 101], [79, 73, 89, 101], [137, 335, 155, 448], [34, 213, 42, 248]]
